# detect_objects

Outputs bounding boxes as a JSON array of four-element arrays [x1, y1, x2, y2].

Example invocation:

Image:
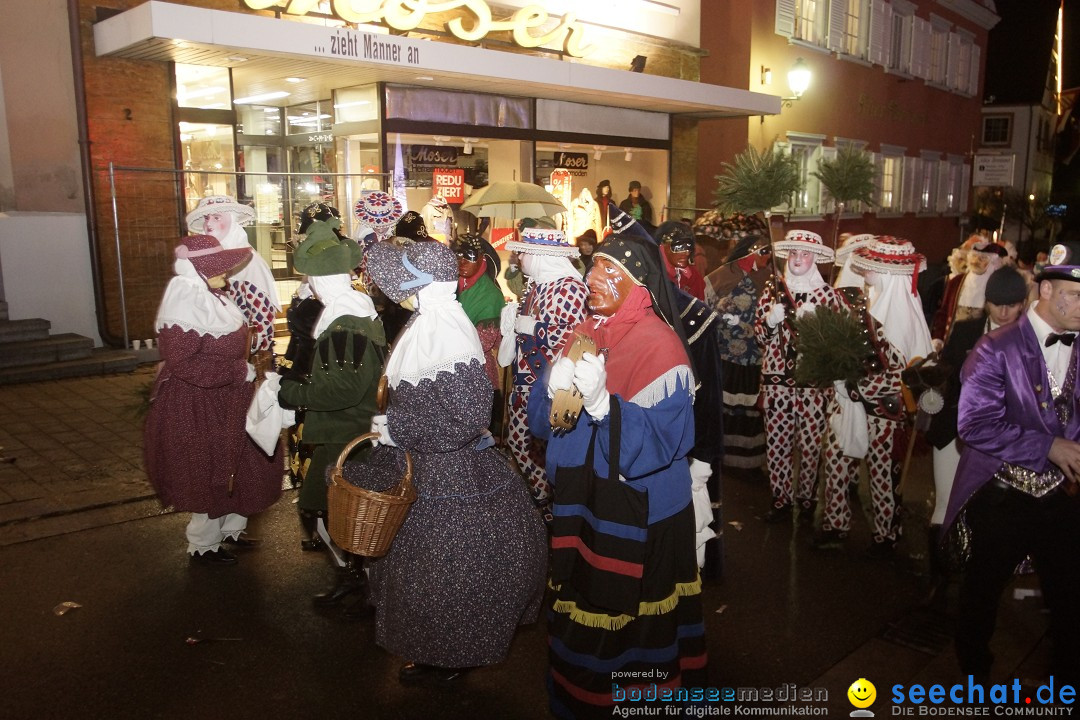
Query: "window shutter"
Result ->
[[910, 16, 931, 80], [868, 0, 891, 66], [828, 0, 848, 53], [872, 152, 885, 207], [936, 161, 950, 212], [776, 0, 796, 39], [947, 33, 962, 90], [902, 156, 920, 213], [967, 44, 981, 96], [772, 142, 792, 214], [959, 163, 971, 213]]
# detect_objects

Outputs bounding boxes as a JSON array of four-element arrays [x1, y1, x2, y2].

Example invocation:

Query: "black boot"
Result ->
[[922, 524, 949, 611], [313, 554, 366, 606], [299, 509, 325, 552]]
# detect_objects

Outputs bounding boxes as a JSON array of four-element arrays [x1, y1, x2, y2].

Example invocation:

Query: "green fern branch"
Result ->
[[812, 145, 877, 207], [712, 144, 801, 216]]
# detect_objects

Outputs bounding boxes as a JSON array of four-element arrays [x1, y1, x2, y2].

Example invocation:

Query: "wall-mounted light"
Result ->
[[761, 65, 772, 85], [624, 148, 633, 162], [783, 57, 811, 107]]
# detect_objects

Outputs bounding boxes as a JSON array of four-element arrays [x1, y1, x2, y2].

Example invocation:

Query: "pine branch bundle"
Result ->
[[811, 145, 876, 207], [791, 305, 872, 388], [712, 144, 800, 215]]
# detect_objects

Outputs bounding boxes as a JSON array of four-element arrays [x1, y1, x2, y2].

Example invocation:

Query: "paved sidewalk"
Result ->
[[0, 365, 166, 545]]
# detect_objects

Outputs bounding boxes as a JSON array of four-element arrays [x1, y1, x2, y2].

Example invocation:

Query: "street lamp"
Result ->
[[784, 57, 811, 107]]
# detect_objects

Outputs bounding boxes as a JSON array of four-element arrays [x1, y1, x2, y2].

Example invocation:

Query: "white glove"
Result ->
[[497, 331, 517, 367], [765, 302, 786, 327], [722, 313, 740, 327], [575, 352, 610, 420], [796, 302, 817, 319], [514, 314, 537, 336], [833, 379, 848, 398], [500, 301, 518, 337], [932, 338, 944, 353], [547, 356, 576, 399], [370, 414, 396, 447], [245, 362, 257, 382]]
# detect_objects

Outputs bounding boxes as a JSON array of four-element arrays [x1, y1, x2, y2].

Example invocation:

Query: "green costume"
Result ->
[[459, 273, 505, 326], [279, 315, 386, 513]]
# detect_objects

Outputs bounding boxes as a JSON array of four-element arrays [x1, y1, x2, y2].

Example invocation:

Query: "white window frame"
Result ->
[[910, 15, 932, 81], [919, 150, 942, 215], [886, 0, 916, 75], [829, 0, 871, 61], [902, 155, 921, 214], [928, 15, 952, 88], [774, 132, 828, 218], [776, 0, 831, 49], [876, 143, 906, 216], [939, 154, 965, 215]]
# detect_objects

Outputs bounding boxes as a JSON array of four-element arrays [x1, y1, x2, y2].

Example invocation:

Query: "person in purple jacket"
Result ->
[[945, 240, 1080, 689]]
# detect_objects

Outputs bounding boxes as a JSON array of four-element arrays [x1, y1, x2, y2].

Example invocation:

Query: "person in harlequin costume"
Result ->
[[452, 232, 505, 389], [816, 236, 934, 555], [528, 233, 706, 719], [656, 220, 706, 300], [754, 229, 843, 523], [930, 237, 1007, 349], [497, 227, 589, 513], [186, 196, 281, 375], [144, 234, 283, 565], [277, 217, 386, 613]]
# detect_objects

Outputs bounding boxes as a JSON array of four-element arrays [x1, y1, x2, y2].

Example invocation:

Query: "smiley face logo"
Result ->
[[847, 678, 876, 709]]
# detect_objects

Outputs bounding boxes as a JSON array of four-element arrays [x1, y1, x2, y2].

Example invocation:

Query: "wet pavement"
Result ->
[[0, 367, 1056, 719]]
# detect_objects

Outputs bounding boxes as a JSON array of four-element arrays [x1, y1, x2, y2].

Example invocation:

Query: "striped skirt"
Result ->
[[547, 503, 708, 719], [720, 359, 766, 472]]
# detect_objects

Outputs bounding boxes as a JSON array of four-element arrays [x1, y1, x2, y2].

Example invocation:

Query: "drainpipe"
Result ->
[[68, 0, 123, 348]]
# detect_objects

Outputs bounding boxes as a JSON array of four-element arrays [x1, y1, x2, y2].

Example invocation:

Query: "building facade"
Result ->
[[697, 0, 1001, 262]]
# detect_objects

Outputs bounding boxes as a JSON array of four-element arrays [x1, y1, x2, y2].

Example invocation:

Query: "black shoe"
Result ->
[[797, 500, 817, 525], [300, 535, 325, 552], [399, 662, 466, 684], [190, 548, 238, 565], [222, 533, 259, 549], [762, 504, 792, 524], [810, 528, 847, 550], [313, 557, 367, 606]]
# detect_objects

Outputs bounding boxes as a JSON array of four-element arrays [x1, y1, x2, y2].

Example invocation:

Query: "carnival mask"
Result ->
[[586, 256, 636, 317]]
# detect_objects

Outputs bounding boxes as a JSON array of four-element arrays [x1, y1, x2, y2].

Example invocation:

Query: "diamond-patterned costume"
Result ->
[[754, 279, 843, 510], [508, 276, 589, 504]]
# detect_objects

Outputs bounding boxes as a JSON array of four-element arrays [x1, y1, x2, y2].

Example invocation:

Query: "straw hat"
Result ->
[[851, 236, 927, 275], [353, 190, 404, 237], [505, 227, 580, 258], [773, 229, 834, 263], [834, 233, 876, 265], [185, 196, 256, 233]]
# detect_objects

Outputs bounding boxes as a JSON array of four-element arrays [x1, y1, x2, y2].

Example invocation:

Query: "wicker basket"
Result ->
[[327, 432, 415, 557]]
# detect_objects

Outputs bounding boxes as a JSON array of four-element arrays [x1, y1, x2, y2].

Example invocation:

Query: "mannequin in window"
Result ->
[[595, 179, 615, 232], [421, 193, 454, 243], [569, 187, 602, 242], [618, 180, 654, 226]]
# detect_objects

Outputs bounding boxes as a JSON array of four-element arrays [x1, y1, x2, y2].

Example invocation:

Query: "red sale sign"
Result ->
[[432, 169, 465, 203]]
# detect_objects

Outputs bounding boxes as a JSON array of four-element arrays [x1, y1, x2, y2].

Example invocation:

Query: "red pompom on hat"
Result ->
[[175, 234, 252, 282]]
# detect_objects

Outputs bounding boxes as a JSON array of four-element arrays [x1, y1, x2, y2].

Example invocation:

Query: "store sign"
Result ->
[[432, 168, 465, 203], [410, 145, 458, 167], [242, 1, 592, 57], [972, 153, 1016, 187], [550, 168, 573, 211], [554, 151, 588, 177], [307, 133, 333, 143]]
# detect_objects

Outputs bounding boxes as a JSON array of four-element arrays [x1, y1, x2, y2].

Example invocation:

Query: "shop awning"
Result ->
[[93, 1, 780, 119]]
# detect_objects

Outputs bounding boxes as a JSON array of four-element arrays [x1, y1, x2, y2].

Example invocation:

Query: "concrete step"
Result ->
[[0, 348, 139, 385], [0, 318, 50, 344], [0, 333, 95, 369]]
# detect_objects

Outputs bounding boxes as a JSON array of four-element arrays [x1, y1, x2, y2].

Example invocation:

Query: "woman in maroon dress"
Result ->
[[144, 234, 283, 565]]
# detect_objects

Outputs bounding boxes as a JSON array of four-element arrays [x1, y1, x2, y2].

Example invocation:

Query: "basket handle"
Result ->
[[331, 432, 414, 497]]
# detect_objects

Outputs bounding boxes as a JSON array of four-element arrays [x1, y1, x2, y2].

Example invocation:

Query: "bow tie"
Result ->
[[1045, 332, 1077, 348]]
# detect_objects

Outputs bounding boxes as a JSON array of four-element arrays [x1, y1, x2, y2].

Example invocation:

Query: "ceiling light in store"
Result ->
[[593, 145, 607, 160], [178, 86, 225, 102], [234, 91, 291, 104], [415, 75, 434, 81], [462, 137, 479, 155], [263, 107, 279, 113], [433, 135, 450, 145], [624, 149, 633, 162], [196, 103, 228, 110], [172, 39, 187, 47], [225, 55, 249, 62], [334, 100, 371, 108], [285, 77, 306, 83]]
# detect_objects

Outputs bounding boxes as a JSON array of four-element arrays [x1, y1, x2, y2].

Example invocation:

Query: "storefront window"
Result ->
[[175, 64, 230, 110], [237, 105, 283, 136], [179, 122, 236, 211], [286, 100, 334, 135], [334, 86, 379, 123]]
